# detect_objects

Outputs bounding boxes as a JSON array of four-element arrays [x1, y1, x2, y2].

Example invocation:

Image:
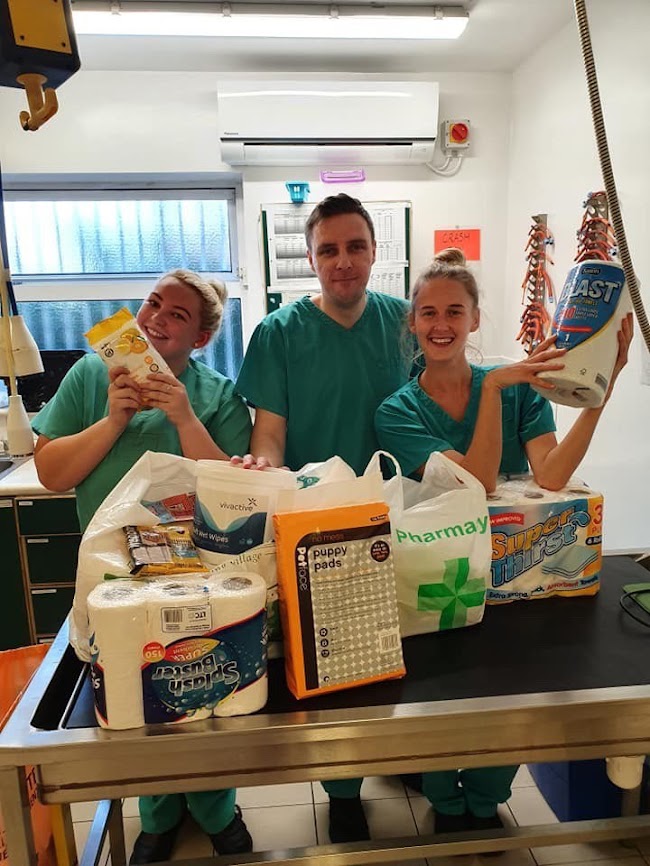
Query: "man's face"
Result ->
[[307, 213, 376, 308]]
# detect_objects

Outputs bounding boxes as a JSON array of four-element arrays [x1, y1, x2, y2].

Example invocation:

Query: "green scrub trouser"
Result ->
[[321, 764, 517, 815], [139, 790, 236, 835], [321, 779, 363, 798], [422, 765, 519, 818]]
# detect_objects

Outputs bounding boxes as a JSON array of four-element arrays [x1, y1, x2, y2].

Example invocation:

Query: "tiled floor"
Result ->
[[71, 766, 649, 866]]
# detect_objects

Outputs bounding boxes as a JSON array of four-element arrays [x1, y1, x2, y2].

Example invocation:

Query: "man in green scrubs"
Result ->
[[236, 193, 411, 842]]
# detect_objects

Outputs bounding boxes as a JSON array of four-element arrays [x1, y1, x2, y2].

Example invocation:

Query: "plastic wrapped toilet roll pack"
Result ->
[[487, 477, 603, 603], [87, 572, 268, 730]]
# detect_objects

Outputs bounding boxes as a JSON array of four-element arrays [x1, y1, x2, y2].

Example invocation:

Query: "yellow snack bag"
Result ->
[[124, 522, 209, 576], [85, 308, 172, 384]]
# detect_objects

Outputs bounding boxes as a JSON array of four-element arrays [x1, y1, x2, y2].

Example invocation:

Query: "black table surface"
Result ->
[[58, 556, 650, 731]]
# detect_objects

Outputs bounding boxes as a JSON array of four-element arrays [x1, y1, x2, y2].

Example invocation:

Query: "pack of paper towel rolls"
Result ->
[[486, 476, 603, 604], [88, 572, 268, 730]]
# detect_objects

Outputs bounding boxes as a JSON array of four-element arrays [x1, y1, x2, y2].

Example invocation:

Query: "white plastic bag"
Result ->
[[277, 454, 384, 512], [72, 452, 383, 661], [71, 451, 198, 660], [382, 452, 491, 637]]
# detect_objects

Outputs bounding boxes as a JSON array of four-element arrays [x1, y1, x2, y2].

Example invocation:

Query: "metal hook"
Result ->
[[16, 73, 58, 131]]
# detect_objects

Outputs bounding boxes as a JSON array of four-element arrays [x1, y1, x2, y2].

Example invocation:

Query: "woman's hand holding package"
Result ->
[[107, 366, 141, 429], [484, 336, 567, 393], [141, 372, 193, 427]]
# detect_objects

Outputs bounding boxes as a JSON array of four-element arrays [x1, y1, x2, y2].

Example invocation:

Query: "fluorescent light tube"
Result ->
[[72, 9, 468, 39]]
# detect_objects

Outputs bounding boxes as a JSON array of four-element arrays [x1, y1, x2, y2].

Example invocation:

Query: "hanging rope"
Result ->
[[574, 0, 650, 349]]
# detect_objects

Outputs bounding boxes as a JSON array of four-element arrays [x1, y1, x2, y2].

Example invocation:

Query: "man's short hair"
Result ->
[[305, 193, 375, 250]]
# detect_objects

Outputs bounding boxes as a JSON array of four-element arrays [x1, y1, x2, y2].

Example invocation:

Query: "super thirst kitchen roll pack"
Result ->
[[87, 572, 268, 730], [487, 477, 603, 603]]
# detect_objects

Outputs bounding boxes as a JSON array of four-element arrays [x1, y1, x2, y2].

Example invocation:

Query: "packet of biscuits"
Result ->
[[85, 307, 172, 384], [124, 522, 209, 576]]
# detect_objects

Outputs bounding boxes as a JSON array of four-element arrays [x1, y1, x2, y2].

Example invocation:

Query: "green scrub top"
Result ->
[[375, 364, 556, 478], [236, 293, 411, 474], [32, 354, 252, 531]]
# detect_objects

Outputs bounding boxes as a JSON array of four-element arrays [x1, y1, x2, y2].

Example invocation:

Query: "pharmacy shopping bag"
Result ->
[[382, 452, 491, 637]]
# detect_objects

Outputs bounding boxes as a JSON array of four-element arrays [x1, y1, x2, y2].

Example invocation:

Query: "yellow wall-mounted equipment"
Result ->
[[0, 0, 80, 129]]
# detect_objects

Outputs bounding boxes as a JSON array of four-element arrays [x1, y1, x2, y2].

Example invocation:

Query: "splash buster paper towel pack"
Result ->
[[87, 573, 268, 729], [487, 477, 603, 603], [274, 501, 405, 699]]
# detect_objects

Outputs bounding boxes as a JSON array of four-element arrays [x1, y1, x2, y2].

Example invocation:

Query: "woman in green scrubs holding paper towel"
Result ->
[[32, 270, 253, 865], [375, 248, 632, 833]]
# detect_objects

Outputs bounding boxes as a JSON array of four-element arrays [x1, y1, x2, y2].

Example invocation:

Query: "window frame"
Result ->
[[3, 174, 242, 301]]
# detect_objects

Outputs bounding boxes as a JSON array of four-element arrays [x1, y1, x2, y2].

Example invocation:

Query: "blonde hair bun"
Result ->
[[434, 247, 467, 267], [208, 278, 228, 306]]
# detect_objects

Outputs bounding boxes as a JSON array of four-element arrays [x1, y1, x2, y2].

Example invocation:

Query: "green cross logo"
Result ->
[[416, 557, 485, 630]]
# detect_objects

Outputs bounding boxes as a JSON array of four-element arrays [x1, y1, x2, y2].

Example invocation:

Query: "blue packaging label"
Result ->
[[551, 262, 625, 350], [89, 659, 108, 724], [193, 496, 267, 555], [141, 609, 267, 724]]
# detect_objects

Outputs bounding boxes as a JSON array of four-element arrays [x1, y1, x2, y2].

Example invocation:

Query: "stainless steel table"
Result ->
[[2, 555, 650, 865]]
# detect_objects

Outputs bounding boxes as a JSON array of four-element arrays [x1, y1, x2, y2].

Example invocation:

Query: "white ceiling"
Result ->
[[76, 0, 575, 74]]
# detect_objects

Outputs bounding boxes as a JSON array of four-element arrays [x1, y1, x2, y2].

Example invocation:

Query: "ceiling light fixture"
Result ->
[[72, 2, 469, 40]]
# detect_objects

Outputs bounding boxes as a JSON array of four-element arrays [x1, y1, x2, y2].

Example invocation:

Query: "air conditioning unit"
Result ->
[[217, 80, 438, 166]]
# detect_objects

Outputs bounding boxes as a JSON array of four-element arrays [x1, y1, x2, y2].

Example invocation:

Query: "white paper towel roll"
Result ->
[[205, 572, 268, 716], [88, 580, 149, 730], [141, 579, 216, 726], [87, 571, 268, 729]]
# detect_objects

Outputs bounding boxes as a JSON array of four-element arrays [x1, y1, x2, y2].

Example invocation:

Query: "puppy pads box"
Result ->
[[274, 502, 405, 699], [487, 477, 603, 603]]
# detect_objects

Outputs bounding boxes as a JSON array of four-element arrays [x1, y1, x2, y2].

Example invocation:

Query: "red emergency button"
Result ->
[[450, 122, 469, 143]]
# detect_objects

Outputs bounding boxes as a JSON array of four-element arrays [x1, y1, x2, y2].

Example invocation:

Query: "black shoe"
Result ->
[[328, 795, 370, 843], [470, 811, 505, 856], [129, 825, 181, 865], [400, 773, 423, 794], [433, 810, 472, 834], [209, 806, 253, 855]]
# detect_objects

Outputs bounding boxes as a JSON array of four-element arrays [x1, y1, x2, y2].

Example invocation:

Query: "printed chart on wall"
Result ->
[[261, 201, 411, 312]]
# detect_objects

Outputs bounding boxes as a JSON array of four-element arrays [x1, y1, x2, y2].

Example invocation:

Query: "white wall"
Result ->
[[0, 72, 226, 174], [505, 0, 650, 552], [0, 69, 512, 355], [238, 72, 512, 351]]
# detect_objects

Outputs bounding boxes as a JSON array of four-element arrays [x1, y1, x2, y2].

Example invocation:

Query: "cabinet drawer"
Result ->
[[25, 535, 81, 584], [17, 497, 80, 535], [31, 587, 75, 636]]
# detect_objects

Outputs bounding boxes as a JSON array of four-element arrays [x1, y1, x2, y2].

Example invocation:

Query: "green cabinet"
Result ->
[[31, 586, 76, 635], [17, 495, 81, 642], [24, 535, 80, 584], [0, 499, 31, 650], [17, 496, 80, 536]]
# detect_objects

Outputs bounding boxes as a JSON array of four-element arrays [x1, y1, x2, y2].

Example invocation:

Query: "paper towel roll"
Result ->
[[487, 476, 602, 603], [141, 579, 215, 726], [205, 572, 268, 716], [87, 580, 149, 730]]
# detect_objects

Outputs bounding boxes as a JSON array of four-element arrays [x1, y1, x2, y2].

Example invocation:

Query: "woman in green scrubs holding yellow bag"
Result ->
[[32, 270, 253, 864]]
